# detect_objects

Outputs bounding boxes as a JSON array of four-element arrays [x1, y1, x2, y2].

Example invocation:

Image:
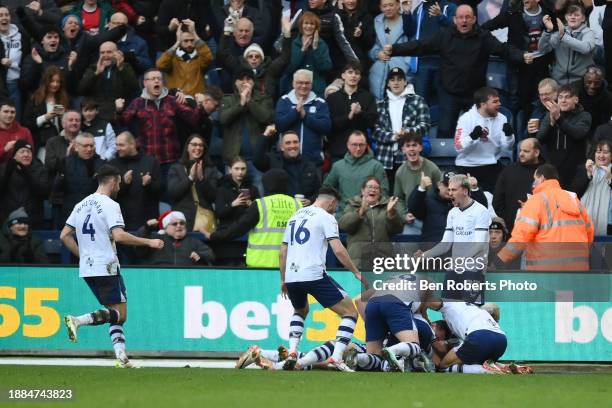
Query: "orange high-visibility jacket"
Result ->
[[498, 179, 594, 270]]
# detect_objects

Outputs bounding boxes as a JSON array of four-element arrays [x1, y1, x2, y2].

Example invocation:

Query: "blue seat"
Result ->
[[429, 138, 457, 169]]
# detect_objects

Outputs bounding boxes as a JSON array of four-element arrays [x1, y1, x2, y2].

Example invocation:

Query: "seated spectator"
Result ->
[[539, 5, 595, 84], [167, 134, 221, 232], [22, 66, 69, 158], [373, 67, 430, 188], [527, 78, 559, 136], [81, 99, 116, 160], [0, 139, 49, 228], [253, 126, 321, 204], [454, 87, 515, 193], [338, 176, 403, 270], [0, 5, 25, 118], [219, 67, 274, 188], [0, 99, 34, 164], [326, 61, 377, 161], [109, 131, 161, 230], [156, 19, 212, 97], [537, 83, 592, 188], [78, 41, 139, 121], [0, 207, 48, 264], [70, 0, 114, 36], [574, 65, 612, 140], [215, 156, 260, 230], [368, 0, 412, 99], [393, 134, 441, 229], [283, 12, 332, 96], [570, 139, 612, 235], [136, 211, 215, 265], [56, 132, 105, 223], [408, 170, 488, 248], [107, 11, 152, 75], [323, 130, 388, 216], [275, 69, 331, 165]]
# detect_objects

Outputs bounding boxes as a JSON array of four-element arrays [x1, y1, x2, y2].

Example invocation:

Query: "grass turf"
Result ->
[[2, 366, 610, 408]]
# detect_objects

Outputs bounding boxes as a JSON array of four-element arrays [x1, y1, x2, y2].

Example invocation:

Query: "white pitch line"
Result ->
[[0, 358, 254, 369]]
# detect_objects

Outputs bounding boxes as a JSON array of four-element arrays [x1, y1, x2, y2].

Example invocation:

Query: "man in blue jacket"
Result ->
[[107, 12, 152, 75]]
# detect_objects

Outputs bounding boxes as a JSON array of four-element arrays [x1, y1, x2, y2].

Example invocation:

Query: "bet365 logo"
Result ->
[[555, 291, 612, 343]]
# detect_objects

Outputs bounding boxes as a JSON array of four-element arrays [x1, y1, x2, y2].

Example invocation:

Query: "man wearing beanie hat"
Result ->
[[134, 210, 215, 266], [0, 138, 49, 228], [0, 207, 48, 264], [156, 18, 212, 96], [203, 168, 301, 268], [488, 217, 519, 269], [0, 100, 34, 164]]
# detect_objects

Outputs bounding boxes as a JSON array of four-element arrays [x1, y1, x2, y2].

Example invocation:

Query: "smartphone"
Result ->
[[240, 189, 251, 199], [54, 104, 64, 112]]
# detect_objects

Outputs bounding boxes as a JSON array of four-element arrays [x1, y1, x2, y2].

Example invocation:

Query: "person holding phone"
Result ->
[[215, 156, 260, 230]]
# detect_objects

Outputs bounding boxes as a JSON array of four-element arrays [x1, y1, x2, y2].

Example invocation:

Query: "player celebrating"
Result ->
[[415, 174, 490, 304], [60, 165, 164, 368], [280, 187, 367, 372]]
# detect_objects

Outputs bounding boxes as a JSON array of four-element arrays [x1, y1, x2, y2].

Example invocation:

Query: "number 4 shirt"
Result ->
[[66, 193, 125, 277], [283, 206, 339, 283]]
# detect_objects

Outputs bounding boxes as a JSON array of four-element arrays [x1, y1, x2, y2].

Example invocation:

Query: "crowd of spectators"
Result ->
[[0, 0, 609, 267]]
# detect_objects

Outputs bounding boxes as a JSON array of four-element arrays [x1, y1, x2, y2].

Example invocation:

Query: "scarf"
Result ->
[[581, 166, 612, 234], [176, 48, 197, 62]]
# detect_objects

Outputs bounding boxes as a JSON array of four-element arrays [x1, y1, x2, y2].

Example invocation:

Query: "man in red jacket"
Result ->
[[0, 100, 34, 164]]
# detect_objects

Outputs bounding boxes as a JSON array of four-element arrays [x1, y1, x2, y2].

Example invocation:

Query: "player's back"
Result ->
[[283, 206, 339, 283], [66, 192, 125, 277], [441, 301, 504, 341]]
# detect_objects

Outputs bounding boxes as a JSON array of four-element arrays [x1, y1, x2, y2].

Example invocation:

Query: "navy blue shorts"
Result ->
[[384, 316, 432, 351], [456, 330, 507, 364], [285, 274, 347, 309], [84, 275, 127, 305], [443, 271, 485, 306], [365, 295, 415, 342]]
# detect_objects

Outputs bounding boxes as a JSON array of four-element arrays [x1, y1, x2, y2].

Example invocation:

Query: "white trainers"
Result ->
[[327, 358, 355, 372], [115, 349, 135, 368], [64, 315, 78, 343], [381, 348, 404, 372], [235, 345, 261, 369]]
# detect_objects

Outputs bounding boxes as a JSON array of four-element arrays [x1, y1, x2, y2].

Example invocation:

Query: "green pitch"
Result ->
[[2, 366, 610, 408]]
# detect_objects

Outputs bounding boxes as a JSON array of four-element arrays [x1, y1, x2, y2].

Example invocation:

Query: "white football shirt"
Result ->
[[440, 301, 504, 341], [65, 193, 125, 277], [283, 206, 339, 283]]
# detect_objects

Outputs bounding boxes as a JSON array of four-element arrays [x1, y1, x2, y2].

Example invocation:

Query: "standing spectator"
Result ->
[[22, 66, 68, 158], [0, 99, 33, 164], [8, 1, 61, 26], [167, 134, 221, 232], [323, 130, 388, 215], [0, 139, 48, 228], [527, 77, 559, 135], [215, 156, 260, 230], [368, 0, 412, 100], [403, 0, 457, 104], [283, 12, 332, 96], [135, 211, 215, 265], [253, 126, 321, 204], [338, 176, 403, 270], [537, 83, 592, 188], [107, 11, 152, 75], [216, 17, 257, 92], [109, 131, 161, 230], [81, 99, 115, 161], [211, 0, 265, 42], [454, 87, 516, 193], [219, 67, 274, 188], [156, 19, 213, 97], [326, 61, 377, 161], [78, 41, 139, 121], [194, 86, 223, 147], [570, 139, 612, 235], [69, 0, 114, 36], [0, 207, 48, 264], [337, 0, 375, 77], [56, 132, 105, 223], [386, 4, 531, 138], [156, 0, 215, 50], [115, 68, 202, 185], [493, 138, 543, 233], [574, 65, 612, 140], [394, 134, 441, 229], [275, 69, 331, 165], [373, 66, 430, 187], [539, 5, 596, 84], [0, 5, 25, 119]]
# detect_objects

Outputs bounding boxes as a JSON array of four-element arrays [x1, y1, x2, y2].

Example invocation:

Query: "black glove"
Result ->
[[469, 125, 483, 140], [502, 122, 513, 136]]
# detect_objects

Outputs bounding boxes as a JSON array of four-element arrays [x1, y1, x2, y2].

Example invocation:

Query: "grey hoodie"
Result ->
[[0, 24, 21, 81]]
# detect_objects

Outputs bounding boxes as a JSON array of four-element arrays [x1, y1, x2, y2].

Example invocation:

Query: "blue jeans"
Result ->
[[413, 58, 441, 105]]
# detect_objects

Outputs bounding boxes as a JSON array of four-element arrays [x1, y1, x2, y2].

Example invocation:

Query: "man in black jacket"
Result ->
[[109, 131, 161, 231], [493, 137, 543, 233], [253, 126, 320, 205], [0, 207, 48, 264], [385, 4, 533, 139]]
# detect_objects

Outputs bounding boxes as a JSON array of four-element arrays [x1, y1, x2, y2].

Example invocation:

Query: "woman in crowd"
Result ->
[[214, 156, 260, 230], [167, 134, 221, 233]]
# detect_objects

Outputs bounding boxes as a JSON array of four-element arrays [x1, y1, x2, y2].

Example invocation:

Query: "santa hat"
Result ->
[[158, 210, 187, 232]]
